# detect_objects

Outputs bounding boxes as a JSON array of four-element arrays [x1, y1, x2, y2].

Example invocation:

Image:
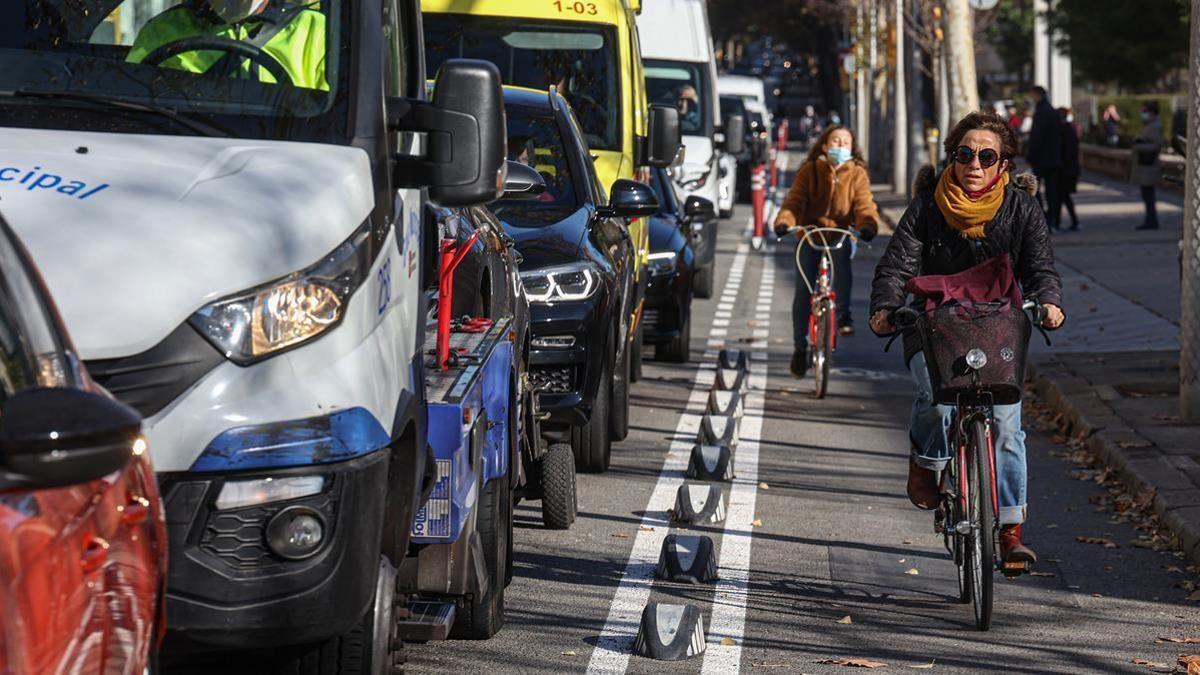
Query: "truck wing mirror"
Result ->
[[0, 387, 141, 490], [389, 59, 507, 206], [501, 161, 547, 200], [645, 104, 682, 168], [722, 114, 746, 156]]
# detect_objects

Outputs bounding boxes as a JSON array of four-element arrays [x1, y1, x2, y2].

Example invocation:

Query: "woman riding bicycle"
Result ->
[[869, 111, 1065, 565], [773, 125, 880, 378]]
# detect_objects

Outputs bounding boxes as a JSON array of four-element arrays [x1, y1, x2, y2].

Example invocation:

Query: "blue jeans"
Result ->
[[908, 352, 1027, 524], [792, 242, 852, 348]]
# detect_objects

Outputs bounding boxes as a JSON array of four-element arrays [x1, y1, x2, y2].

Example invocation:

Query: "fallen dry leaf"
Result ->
[[1030, 571, 1056, 578], [1118, 440, 1153, 449], [639, 526, 655, 532], [1132, 657, 1171, 669], [902, 539, 913, 545], [751, 518, 763, 527], [1178, 654, 1200, 667], [1075, 536, 1120, 548], [904, 568, 920, 576], [837, 615, 853, 624], [1158, 637, 1200, 644], [750, 661, 787, 669], [561, 650, 577, 656], [816, 658, 888, 668], [909, 662, 936, 670], [610, 532, 629, 539], [759, 482, 770, 490], [1188, 590, 1200, 601], [1152, 414, 1182, 422], [720, 637, 737, 646]]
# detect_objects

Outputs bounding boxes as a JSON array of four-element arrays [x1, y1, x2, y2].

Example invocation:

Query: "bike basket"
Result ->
[[916, 300, 1031, 405]]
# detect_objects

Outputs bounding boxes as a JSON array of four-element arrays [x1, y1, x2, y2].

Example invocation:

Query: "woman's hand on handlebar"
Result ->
[[1041, 303, 1065, 330], [869, 309, 895, 336]]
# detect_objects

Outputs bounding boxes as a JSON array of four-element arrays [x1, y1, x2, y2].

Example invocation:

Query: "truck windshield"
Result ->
[[423, 14, 620, 152], [490, 106, 581, 229], [645, 59, 711, 137], [0, 0, 350, 142]]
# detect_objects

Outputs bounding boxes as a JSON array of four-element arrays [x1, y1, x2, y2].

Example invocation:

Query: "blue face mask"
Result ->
[[1140, 111, 1151, 122], [828, 146, 853, 166]]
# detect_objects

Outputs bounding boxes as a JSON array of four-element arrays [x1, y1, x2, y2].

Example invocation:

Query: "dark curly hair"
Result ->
[[943, 111, 1019, 169]]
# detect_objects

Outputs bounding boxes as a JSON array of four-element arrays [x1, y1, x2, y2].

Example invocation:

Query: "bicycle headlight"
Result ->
[[648, 251, 677, 276], [189, 224, 372, 365], [520, 262, 600, 303], [965, 348, 988, 370]]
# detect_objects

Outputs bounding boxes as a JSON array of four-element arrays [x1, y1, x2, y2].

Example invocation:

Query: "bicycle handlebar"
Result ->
[[778, 226, 859, 251]]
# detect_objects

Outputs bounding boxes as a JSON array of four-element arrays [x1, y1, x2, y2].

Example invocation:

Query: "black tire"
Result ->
[[967, 417, 995, 631], [610, 344, 631, 442], [950, 493, 971, 604], [657, 311, 691, 363], [693, 261, 715, 299], [720, 206, 734, 219], [630, 321, 644, 383], [572, 362, 612, 473], [266, 558, 398, 675], [452, 476, 509, 639], [539, 443, 578, 530], [812, 302, 832, 399]]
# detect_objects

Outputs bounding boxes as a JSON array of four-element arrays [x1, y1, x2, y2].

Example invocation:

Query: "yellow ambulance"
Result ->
[[421, 0, 679, 369]]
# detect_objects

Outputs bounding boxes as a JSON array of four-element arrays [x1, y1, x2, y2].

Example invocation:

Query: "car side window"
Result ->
[[562, 105, 606, 204], [0, 230, 74, 405]]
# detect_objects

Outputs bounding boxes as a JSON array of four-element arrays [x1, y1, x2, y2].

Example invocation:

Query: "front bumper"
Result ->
[[159, 450, 388, 652], [525, 298, 609, 428]]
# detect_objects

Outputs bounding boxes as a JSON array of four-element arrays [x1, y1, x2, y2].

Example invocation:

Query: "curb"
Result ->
[[1028, 358, 1200, 566]]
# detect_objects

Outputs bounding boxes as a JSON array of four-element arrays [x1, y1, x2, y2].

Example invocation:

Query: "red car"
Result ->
[[0, 215, 166, 674]]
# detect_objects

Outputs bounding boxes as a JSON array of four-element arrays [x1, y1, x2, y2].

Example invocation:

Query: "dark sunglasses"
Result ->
[[952, 145, 1002, 168]]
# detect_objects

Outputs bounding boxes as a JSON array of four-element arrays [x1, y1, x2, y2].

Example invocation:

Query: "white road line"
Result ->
[[586, 244, 751, 674], [701, 256, 776, 673]]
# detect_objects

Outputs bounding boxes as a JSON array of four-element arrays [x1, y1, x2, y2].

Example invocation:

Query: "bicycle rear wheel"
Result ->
[[812, 301, 832, 398], [967, 417, 995, 630]]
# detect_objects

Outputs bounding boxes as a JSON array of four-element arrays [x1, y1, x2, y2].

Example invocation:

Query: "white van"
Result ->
[[637, 0, 739, 297], [718, 73, 772, 137]]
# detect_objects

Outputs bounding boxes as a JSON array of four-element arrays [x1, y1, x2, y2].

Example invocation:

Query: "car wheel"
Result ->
[[539, 443, 578, 530], [693, 261, 715, 299], [610, 343, 630, 441], [451, 474, 509, 639], [657, 310, 691, 363], [720, 206, 734, 219], [571, 361, 612, 473]]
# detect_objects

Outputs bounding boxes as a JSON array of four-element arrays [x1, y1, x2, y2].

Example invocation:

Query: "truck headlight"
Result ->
[[648, 251, 677, 276], [189, 224, 371, 365], [520, 262, 600, 303]]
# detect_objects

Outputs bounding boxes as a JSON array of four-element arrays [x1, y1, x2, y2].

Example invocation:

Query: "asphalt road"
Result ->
[[405, 206, 1200, 673]]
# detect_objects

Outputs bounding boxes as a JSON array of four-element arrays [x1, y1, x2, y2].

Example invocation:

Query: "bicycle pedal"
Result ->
[[1001, 561, 1030, 577]]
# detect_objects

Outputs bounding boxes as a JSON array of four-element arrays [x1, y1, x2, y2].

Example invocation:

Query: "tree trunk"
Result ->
[[942, 0, 979, 123], [893, 0, 908, 193], [1181, 0, 1200, 421]]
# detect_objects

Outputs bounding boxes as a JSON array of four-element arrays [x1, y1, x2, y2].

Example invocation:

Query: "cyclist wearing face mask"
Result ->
[[127, 0, 329, 91], [773, 124, 880, 377]]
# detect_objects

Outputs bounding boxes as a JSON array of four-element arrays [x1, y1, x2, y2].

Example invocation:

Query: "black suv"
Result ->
[[490, 87, 657, 473]]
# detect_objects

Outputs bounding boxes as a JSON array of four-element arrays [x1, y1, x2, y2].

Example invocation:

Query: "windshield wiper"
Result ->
[[1, 89, 228, 138]]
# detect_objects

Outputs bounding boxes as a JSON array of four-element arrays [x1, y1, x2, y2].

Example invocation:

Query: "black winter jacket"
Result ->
[[870, 167, 1064, 363]]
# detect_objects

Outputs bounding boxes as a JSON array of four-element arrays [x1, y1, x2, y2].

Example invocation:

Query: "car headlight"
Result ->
[[648, 251, 677, 276], [520, 262, 600, 303], [190, 223, 372, 365], [679, 169, 709, 190]]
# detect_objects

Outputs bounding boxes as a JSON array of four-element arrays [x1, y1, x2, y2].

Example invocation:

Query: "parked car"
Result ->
[[644, 167, 711, 363], [491, 86, 658, 473], [0, 214, 165, 675]]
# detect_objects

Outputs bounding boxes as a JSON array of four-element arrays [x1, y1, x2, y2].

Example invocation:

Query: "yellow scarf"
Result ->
[[934, 169, 1009, 239]]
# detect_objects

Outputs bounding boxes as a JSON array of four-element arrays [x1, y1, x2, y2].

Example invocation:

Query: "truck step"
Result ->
[[395, 600, 456, 642]]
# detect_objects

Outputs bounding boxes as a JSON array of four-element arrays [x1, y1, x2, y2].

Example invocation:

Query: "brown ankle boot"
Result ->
[[906, 458, 938, 510], [1000, 524, 1037, 565]]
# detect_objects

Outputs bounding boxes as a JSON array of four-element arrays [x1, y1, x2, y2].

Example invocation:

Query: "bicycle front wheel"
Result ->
[[812, 301, 832, 398], [967, 417, 995, 630]]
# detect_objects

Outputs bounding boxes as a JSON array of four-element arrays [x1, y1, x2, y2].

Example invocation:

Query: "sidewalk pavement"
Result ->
[[869, 170, 1200, 565]]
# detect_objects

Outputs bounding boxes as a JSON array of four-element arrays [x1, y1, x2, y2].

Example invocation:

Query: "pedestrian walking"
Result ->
[[1131, 101, 1163, 231], [868, 110, 1065, 565], [773, 124, 879, 378], [1026, 86, 1063, 230], [1058, 107, 1081, 231], [1102, 104, 1122, 147], [1007, 105, 1021, 134], [797, 104, 820, 145]]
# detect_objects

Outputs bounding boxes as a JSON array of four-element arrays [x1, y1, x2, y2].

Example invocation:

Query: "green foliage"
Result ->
[[985, 0, 1035, 87], [1048, 0, 1189, 90]]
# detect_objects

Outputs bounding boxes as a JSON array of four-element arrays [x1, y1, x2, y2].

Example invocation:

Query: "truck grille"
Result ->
[[529, 365, 575, 394], [86, 324, 224, 417]]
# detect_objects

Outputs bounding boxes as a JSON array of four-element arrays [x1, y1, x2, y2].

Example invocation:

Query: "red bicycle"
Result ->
[[787, 226, 858, 398]]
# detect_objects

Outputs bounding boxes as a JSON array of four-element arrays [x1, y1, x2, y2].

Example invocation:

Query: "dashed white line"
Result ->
[[586, 244, 751, 674]]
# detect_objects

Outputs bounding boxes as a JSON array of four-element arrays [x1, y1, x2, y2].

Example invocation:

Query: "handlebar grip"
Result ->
[[890, 306, 920, 329]]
